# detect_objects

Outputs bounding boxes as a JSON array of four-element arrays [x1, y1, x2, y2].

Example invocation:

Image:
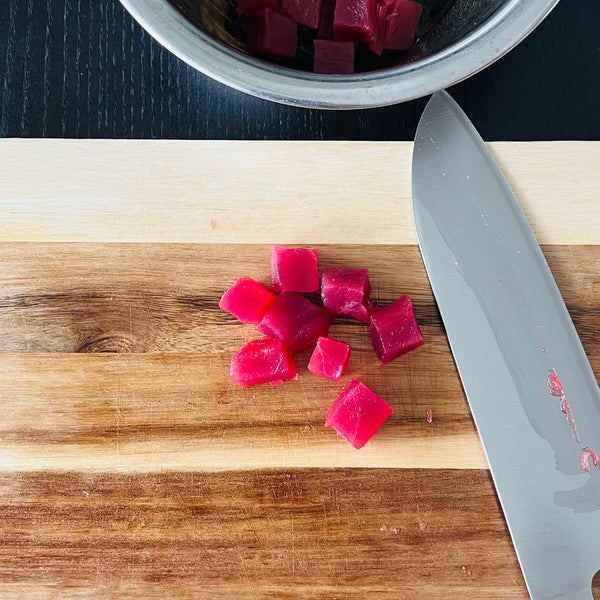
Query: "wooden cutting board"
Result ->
[[1, 140, 599, 599]]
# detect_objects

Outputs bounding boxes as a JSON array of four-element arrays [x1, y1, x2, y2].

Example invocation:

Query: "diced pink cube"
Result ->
[[219, 276, 277, 325], [257, 291, 332, 351], [316, 0, 336, 39], [325, 379, 393, 448], [247, 8, 298, 60], [333, 0, 377, 42], [281, 0, 323, 29], [270, 245, 319, 293], [230, 337, 297, 387], [308, 336, 350, 381], [237, 0, 280, 15], [370, 294, 424, 364], [321, 267, 371, 322], [383, 0, 422, 50], [313, 40, 354, 74], [367, 3, 387, 55]]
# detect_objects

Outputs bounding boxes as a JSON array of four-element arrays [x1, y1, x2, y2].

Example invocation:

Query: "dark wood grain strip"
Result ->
[[0, 468, 528, 599], [0, 243, 432, 353], [0, 243, 598, 357]]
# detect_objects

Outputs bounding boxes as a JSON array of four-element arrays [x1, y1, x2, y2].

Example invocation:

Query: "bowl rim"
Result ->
[[119, 0, 560, 109]]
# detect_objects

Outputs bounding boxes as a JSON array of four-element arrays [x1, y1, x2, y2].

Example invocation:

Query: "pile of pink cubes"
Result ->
[[238, 0, 423, 73], [219, 246, 424, 448]]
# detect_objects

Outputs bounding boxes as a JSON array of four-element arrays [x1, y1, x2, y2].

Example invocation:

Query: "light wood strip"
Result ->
[[0, 352, 485, 471], [0, 140, 598, 244]]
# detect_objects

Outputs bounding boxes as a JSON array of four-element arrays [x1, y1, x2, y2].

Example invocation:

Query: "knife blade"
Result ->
[[412, 91, 600, 599]]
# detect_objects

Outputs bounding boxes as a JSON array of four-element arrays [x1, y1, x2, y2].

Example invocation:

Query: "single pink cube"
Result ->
[[333, 0, 377, 42], [325, 379, 393, 448], [308, 337, 350, 381], [313, 40, 355, 74], [270, 245, 319, 293], [257, 291, 332, 351], [316, 0, 336, 39], [281, 0, 323, 29], [219, 276, 277, 324], [230, 337, 297, 387], [321, 267, 371, 322], [237, 0, 280, 15], [367, 2, 387, 55], [247, 8, 298, 60], [383, 0, 422, 50], [370, 294, 424, 364]]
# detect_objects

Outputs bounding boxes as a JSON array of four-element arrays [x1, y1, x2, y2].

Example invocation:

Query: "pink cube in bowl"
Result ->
[[333, 0, 377, 42], [247, 8, 298, 60], [383, 0, 422, 50], [281, 0, 323, 29], [367, 3, 387, 55], [237, 0, 280, 15], [316, 0, 336, 39], [313, 40, 355, 74]]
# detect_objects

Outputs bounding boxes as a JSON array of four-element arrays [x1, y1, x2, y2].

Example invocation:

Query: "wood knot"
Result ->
[[77, 335, 136, 353]]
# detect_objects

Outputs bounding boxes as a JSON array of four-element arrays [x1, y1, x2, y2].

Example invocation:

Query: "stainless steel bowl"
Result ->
[[120, 0, 559, 109]]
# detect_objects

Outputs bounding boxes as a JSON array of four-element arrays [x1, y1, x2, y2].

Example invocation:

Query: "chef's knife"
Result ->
[[412, 91, 600, 599]]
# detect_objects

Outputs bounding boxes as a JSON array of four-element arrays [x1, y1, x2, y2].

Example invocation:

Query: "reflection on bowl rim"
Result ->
[[120, 0, 559, 109]]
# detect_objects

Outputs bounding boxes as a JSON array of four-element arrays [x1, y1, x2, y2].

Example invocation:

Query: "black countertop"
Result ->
[[0, 0, 598, 141]]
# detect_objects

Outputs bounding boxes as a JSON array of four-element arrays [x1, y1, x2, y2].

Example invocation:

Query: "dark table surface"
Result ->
[[0, 0, 598, 141]]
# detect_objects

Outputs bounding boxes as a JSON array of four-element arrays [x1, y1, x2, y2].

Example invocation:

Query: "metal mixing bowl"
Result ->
[[119, 0, 559, 108]]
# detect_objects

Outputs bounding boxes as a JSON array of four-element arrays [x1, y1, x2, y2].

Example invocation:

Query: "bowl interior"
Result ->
[[167, 0, 508, 74]]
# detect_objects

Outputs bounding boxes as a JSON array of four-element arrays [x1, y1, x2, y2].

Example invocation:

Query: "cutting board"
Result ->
[[1, 140, 599, 599]]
